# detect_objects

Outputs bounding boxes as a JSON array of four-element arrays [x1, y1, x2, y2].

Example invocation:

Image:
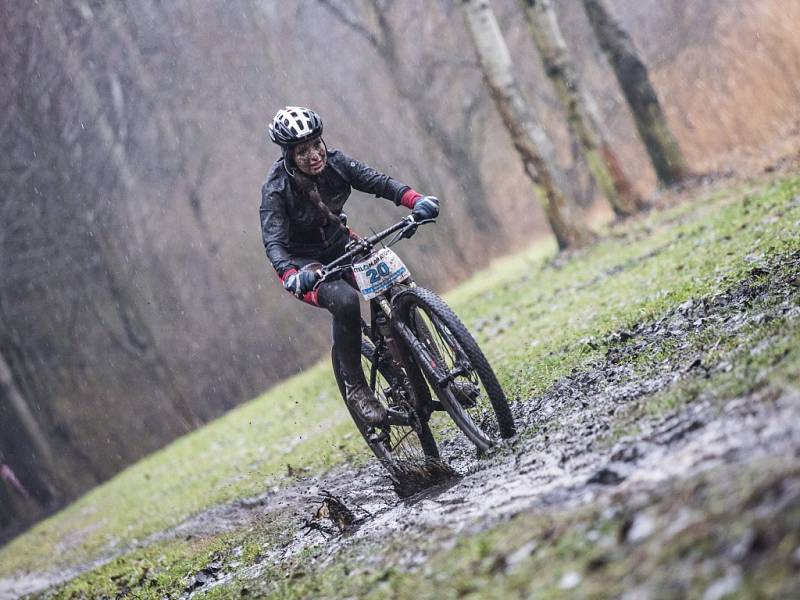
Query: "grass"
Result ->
[[461, 179, 799, 402], [0, 364, 366, 575], [1, 173, 799, 597]]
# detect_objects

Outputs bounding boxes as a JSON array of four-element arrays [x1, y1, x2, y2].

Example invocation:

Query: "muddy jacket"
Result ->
[[260, 149, 411, 277]]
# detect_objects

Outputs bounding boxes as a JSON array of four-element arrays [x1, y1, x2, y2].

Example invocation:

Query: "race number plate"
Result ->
[[353, 248, 410, 300]]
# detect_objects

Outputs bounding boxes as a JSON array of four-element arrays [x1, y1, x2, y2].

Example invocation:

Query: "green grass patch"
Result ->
[[49, 509, 297, 600]]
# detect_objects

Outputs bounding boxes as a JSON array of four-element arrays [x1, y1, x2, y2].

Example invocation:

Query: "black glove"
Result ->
[[412, 195, 439, 221], [283, 269, 319, 297]]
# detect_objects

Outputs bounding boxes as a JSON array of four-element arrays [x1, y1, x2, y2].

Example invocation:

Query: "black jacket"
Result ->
[[260, 148, 410, 276]]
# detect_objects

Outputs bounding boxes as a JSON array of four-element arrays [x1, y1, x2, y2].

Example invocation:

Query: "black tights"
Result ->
[[292, 256, 365, 386], [317, 279, 365, 384]]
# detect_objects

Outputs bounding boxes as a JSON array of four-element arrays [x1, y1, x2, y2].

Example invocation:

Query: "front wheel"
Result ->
[[394, 287, 516, 451]]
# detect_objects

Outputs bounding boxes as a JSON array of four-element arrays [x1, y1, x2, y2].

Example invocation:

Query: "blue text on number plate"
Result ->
[[353, 248, 410, 299]]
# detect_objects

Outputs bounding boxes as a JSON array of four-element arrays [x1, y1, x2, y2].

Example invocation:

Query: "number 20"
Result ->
[[367, 261, 391, 284]]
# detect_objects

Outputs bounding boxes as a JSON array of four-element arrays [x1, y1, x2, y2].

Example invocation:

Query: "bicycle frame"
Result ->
[[316, 216, 442, 426], [322, 214, 514, 454]]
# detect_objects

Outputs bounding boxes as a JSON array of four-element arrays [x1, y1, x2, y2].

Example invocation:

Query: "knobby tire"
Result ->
[[394, 287, 515, 451]]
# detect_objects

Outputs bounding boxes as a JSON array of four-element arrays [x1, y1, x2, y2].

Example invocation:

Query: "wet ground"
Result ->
[[175, 251, 800, 596], [3, 248, 798, 598]]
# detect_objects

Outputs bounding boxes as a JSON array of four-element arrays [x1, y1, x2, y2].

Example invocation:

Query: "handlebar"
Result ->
[[314, 215, 435, 286]]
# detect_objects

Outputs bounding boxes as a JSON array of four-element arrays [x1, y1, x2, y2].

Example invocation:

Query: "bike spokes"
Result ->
[[395, 288, 515, 450], [410, 308, 499, 439], [352, 338, 441, 465]]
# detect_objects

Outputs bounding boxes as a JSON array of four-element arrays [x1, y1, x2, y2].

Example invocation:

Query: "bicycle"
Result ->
[[316, 215, 516, 490]]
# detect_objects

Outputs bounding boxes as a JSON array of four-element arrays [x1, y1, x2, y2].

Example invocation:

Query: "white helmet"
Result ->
[[268, 106, 323, 148]]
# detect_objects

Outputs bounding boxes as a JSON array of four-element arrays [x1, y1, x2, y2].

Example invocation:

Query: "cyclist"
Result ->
[[260, 106, 439, 425]]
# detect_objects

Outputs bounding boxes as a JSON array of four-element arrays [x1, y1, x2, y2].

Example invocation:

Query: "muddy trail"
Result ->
[[7, 249, 800, 599], [172, 250, 800, 597]]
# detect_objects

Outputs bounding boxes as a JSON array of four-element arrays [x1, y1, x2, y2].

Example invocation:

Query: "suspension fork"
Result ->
[[372, 295, 439, 416], [376, 297, 450, 386], [371, 297, 407, 372]]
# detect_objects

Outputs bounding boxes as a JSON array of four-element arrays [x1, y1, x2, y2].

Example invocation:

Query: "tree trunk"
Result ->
[[520, 0, 644, 216], [581, 0, 689, 186], [461, 0, 594, 249]]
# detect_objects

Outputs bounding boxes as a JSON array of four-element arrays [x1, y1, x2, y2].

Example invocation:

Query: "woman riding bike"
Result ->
[[260, 106, 439, 425]]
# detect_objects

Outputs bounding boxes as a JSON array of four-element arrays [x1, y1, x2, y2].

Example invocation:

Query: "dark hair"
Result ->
[[291, 170, 351, 239]]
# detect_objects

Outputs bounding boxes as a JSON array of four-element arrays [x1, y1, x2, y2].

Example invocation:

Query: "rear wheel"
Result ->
[[394, 287, 515, 452], [331, 339, 439, 481]]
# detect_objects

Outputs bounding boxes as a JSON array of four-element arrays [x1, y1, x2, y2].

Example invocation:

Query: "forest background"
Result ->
[[1, 0, 798, 542]]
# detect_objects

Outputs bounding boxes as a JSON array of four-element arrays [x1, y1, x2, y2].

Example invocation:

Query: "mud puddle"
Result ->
[[190, 388, 799, 598]]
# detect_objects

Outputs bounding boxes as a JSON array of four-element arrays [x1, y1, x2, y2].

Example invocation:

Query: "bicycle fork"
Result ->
[[375, 297, 452, 390], [372, 297, 441, 424]]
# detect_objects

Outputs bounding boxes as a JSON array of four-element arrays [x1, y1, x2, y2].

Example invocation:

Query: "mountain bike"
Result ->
[[315, 215, 515, 488]]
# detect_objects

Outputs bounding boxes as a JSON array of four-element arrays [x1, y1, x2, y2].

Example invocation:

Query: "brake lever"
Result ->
[[314, 265, 346, 290], [400, 223, 418, 239], [399, 216, 436, 240]]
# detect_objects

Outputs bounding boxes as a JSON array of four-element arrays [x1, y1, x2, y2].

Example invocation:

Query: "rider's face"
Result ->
[[293, 137, 327, 176]]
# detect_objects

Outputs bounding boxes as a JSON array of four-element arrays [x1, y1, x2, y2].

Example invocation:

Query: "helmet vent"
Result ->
[[269, 106, 323, 147]]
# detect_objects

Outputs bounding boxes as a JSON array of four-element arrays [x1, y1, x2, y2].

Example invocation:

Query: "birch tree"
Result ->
[[581, 0, 689, 185], [519, 0, 644, 216], [461, 0, 593, 249]]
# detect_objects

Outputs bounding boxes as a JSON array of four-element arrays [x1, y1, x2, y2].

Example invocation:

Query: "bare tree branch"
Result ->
[[316, 0, 383, 51]]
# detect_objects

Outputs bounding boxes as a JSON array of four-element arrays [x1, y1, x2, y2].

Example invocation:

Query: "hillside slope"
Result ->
[[1, 172, 799, 599]]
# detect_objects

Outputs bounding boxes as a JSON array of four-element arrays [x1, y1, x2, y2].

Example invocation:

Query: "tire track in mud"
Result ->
[[189, 251, 800, 595]]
